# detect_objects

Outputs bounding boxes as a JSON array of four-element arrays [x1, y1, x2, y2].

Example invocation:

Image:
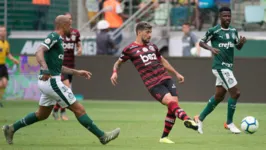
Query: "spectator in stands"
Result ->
[[96, 20, 117, 55], [85, 0, 100, 28], [32, 0, 50, 30], [103, 0, 128, 45], [181, 22, 200, 56]]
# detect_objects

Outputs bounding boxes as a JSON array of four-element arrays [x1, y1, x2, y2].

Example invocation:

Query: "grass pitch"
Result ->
[[0, 100, 265, 150]]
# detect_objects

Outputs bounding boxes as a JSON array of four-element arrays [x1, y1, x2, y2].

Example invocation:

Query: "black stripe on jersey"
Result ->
[[142, 69, 166, 83]]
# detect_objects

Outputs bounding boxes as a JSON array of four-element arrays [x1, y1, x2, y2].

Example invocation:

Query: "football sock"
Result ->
[[161, 108, 176, 138], [227, 97, 237, 124], [77, 114, 104, 138], [199, 96, 220, 121], [60, 108, 66, 113], [53, 103, 60, 112], [168, 101, 189, 121], [13, 112, 39, 133]]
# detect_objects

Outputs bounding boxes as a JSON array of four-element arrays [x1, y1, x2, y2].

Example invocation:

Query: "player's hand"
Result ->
[[39, 74, 51, 81], [210, 48, 219, 55], [13, 59, 20, 65], [239, 36, 246, 44], [176, 73, 184, 84], [110, 72, 118, 86], [77, 49, 82, 56], [77, 70, 92, 80]]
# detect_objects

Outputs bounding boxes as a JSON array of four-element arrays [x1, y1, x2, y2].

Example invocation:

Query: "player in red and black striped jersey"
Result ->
[[110, 22, 198, 144], [52, 13, 82, 121]]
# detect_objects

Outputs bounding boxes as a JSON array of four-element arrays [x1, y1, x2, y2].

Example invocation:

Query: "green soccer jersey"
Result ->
[[201, 24, 239, 70], [41, 32, 64, 76]]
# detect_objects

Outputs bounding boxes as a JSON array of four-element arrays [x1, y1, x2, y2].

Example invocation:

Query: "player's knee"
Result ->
[[35, 112, 50, 121], [232, 90, 240, 99], [214, 95, 225, 102]]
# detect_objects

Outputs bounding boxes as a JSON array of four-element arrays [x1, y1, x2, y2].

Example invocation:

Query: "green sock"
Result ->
[[199, 96, 220, 121], [13, 112, 39, 133], [77, 114, 104, 138], [227, 97, 237, 124]]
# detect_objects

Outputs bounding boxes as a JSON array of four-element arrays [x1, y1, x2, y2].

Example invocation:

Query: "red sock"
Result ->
[[168, 101, 190, 121], [60, 107, 66, 113], [161, 108, 176, 138], [53, 103, 60, 112]]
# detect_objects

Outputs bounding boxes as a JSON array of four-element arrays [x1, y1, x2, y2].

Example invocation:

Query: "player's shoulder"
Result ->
[[47, 32, 60, 39], [147, 43, 158, 50], [207, 24, 221, 33], [123, 42, 139, 52], [70, 28, 80, 34], [228, 26, 238, 32]]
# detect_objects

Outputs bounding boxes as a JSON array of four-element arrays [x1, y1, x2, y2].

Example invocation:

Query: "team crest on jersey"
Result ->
[[71, 35, 76, 41], [65, 37, 70, 41], [149, 45, 155, 51], [226, 33, 230, 39], [142, 47, 149, 52], [44, 38, 51, 44]]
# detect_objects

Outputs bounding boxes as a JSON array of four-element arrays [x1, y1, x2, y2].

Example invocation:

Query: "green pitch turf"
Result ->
[[0, 100, 265, 150]]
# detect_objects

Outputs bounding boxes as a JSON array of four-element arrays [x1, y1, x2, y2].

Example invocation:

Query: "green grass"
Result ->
[[0, 100, 265, 150]]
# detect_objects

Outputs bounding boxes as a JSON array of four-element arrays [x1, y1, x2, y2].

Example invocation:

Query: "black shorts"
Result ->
[[61, 73, 73, 83], [149, 79, 178, 101], [0, 65, 8, 80]]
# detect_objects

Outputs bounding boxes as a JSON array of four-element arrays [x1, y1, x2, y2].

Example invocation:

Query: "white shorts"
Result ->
[[38, 76, 76, 108], [212, 69, 238, 90]]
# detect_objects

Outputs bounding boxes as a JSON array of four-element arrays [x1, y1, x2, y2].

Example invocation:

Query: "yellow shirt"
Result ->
[[0, 40, 10, 65]]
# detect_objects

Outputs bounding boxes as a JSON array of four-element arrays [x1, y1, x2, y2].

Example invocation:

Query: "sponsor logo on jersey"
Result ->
[[142, 47, 149, 52], [218, 42, 234, 49], [71, 35, 76, 41], [222, 62, 233, 68], [44, 38, 51, 44], [140, 53, 157, 66], [63, 43, 75, 49], [58, 54, 64, 60]]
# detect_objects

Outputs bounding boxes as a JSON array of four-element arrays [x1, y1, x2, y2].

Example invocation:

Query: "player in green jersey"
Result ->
[[2, 15, 120, 145], [194, 7, 246, 134]]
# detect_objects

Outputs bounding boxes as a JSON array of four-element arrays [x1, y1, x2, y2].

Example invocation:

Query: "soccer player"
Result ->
[[110, 22, 198, 144], [52, 13, 82, 121], [0, 26, 19, 107], [194, 7, 246, 134], [2, 15, 120, 145]]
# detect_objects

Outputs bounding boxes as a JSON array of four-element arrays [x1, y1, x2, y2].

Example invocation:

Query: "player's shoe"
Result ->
[[194, 115, 203, 134], [159, 137, 175, 144], [99, 128, 120, 145], [2, 125, 14, 144], [52, 111, 60, 120], [224, 122, 241, 134], [184, 119, 198, 131], [61, 112, 69, 121]]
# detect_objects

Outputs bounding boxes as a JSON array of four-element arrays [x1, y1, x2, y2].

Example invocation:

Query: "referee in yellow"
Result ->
[[0, 26, 19, 107]]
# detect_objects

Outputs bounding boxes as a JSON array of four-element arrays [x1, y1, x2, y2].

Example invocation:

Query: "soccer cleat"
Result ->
[[99, 128, 120, 145], [61, 112, 69, 121], [184, 119, 198, 131], [2, 125, 14, 144], [224, 122, 241, 134], [194, 115, 203, 134], [159, 137, 175, 144], [52, 111, 60, 120]]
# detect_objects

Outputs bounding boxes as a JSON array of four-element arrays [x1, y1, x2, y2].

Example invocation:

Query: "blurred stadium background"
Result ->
[[0, 0, 265, 102]]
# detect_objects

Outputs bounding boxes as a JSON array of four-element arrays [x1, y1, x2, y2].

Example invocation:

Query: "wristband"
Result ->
[[113, 69, 117, 73]]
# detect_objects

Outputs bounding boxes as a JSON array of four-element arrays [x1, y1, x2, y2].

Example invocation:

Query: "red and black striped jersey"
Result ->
[[62, 28, 80, 68], [119, 42, 171, 89]]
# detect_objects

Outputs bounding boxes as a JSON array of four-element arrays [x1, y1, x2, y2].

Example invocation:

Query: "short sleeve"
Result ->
[[201, 28, 214, 43], [119, 48, 130, 62], [190, 33, 199, 44], [41, 33, 58, 50]]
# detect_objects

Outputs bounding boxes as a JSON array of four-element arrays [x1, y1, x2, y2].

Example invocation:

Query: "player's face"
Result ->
[[140, 29, 152, 44], [182, 25, 190, 34], [65, 14, 73, 26], [0, 27, 6, 39], [220, 11, 231, 28]]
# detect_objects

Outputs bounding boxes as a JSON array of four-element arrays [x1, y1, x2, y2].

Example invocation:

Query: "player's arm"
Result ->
[[161, 56, 184, 83], [235, 32, 246, 50], [199, 29, 219, 54], [110, 59, 124, 86], [6, 52, 19, 64], [61, 66, 91, 79], [35, 45, 50, 81]]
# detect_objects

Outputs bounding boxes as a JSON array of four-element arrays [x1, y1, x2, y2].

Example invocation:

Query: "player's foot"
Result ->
[[194, 115, 203, 134], [99, 128, 120, 145], [61, 112, 69, 121], [52, 111, 60, 120], [0, 102, 3, 107], [159, 137, 175, 144], [2, 125, 14, 144], [224, 122, 241, 134], [184, 119, 198, 131]]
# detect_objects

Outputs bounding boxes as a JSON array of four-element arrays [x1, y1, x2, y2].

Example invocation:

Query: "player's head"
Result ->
[[0, 26, 7, 40], [65, 12, 73, 27], [136, 22, 152, 44], [55, 15, 71, 37], [182, 22, 190, 34], [219, 7, 231, 28]]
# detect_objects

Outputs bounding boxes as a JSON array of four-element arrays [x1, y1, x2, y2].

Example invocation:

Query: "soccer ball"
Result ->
[[241, 116, 259, 134], [190, 47, 198, 56]]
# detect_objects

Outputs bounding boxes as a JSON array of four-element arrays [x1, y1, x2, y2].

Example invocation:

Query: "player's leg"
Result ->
[[60, 75, 72, 121], [53, 79, 120, 145], [2, 104, 54, 144], [52, 103, 61, 120], [0, 77, 8, 107]]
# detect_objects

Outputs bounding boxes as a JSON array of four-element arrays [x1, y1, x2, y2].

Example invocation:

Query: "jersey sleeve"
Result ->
[[41, 33, 58, 50], [153, 44, 162, 61], [119, 48, 130, 62], [76, 30, 81, 43], [6, 41, 10, 53], [200, 28, 214, 43]]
